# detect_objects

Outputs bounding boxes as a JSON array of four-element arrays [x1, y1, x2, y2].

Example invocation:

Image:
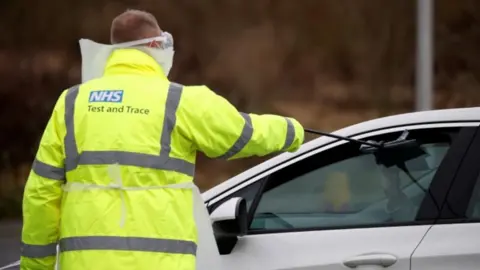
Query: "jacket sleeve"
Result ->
[[21, 90, 67, 270], [183, 86, 304, 160]]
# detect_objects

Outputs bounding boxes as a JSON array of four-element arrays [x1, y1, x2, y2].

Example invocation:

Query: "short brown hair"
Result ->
[[110, 9, 162, 44]]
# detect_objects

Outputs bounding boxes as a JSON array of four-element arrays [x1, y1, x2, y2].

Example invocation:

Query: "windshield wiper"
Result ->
[[304, 128, 417, 153], [304, 128, 382, 149], [305, 128, 426, 168]]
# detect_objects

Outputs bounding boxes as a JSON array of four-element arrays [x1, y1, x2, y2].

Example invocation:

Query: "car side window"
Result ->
[[248, 128, 459, 232]]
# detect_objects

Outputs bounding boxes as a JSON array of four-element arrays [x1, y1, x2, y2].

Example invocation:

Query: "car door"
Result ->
[[411, 124, 480, 270], [208, 124, 478, 270]]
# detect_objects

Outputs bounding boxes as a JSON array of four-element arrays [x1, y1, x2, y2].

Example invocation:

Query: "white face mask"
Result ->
[[79, 32, 175, 83]]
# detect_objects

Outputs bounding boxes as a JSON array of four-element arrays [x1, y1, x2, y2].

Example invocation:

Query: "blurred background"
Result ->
[[1, 0, 480, 260]]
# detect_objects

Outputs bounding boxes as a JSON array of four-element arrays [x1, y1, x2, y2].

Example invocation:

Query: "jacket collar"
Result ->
[[103, 48, 168, 79]]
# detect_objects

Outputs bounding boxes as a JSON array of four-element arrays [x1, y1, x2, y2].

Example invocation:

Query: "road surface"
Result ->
[[0, 221, 21, 269]]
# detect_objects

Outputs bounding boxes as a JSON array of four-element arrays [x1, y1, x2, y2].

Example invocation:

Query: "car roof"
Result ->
[[202, 106, 480, 201]]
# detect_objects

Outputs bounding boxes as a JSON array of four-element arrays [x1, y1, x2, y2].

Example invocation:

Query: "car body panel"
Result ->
[[220, 226, 432, 270], [411, 223, 480, 270]]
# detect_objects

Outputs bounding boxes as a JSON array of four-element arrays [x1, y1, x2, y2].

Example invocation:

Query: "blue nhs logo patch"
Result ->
[[89, 90, 124, 103]]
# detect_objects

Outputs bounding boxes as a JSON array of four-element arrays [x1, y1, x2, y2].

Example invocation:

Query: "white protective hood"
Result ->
[[79, 32, 175, 83]]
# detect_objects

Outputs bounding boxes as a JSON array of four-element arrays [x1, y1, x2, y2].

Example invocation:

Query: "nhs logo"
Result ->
[[89, 90, 124, 103]]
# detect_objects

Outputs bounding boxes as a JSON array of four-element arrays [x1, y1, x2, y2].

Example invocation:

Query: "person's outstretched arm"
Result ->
[[181, 86, 304, 160], [21, 90, 67, 270]]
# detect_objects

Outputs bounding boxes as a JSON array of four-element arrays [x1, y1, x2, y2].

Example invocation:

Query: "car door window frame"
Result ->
[[207, 123, 479, 223], [245, 126, 475, 235]]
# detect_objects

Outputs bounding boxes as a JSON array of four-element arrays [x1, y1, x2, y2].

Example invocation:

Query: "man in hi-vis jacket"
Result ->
[[20, 9, 304, 270]]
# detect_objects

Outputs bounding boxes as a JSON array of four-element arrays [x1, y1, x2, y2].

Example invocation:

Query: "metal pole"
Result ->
[[415, 0, 433, 111]]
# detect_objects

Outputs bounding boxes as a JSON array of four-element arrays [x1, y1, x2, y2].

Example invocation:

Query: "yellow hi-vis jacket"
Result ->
[[20, 48, 305, 270]]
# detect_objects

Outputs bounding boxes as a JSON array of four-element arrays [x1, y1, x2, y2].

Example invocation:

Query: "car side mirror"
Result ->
[[210, 197, 248, 254]]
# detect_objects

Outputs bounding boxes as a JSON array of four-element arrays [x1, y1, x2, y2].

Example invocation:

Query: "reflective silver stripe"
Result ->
[[63, 83, 194, 176], [216, 112, 253, 159], [32, 159, 65, 181], [77, 151, 194, 176], [160, 82, 183, 157], [282, 118, 295, 150], [21, 242, 57, 258], [64, 85, 80, 171], [59, 236, 196, 255]]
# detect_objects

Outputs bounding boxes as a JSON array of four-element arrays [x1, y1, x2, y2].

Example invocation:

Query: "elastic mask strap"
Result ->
[[113, 33, 172, 49]]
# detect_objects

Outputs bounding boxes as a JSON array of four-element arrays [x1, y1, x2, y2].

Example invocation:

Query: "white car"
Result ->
[[204, 106, 480, 270], [3, 107, 480, 270]]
